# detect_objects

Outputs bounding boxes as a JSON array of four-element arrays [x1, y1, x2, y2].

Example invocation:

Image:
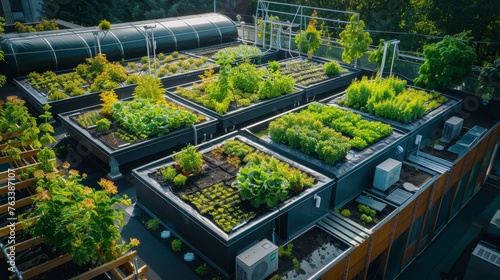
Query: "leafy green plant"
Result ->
[[232, 162, 290, 208], [292, 257, 300, 271], [414, 34, 477, 90], [173, 173, 188, 186], [339, 15, 372, 65], [132, 75, 166, 104], [110, 99, 199, 138], [174, 144, 204, 173], [295, 10, 323, 56], [278, 244, 294, 259], [95, 118, 111, 132], [223, 139, 255, 158], [212, 45, 263, 62], [324, 61, 346, 76], [171, 239, 183, 252], [21, 172, 138, 266], [340, 209, 351, 217], [196, 263, 209, 276], [161, 166, 178, 181], [146, 218, 160, 230]]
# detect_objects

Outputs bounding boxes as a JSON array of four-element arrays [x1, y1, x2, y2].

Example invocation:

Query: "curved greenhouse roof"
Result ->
[[0, 13, 238, 77]]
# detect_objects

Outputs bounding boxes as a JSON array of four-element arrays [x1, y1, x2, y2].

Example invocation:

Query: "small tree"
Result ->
[[339, 14, 372, 67], [477, 58, 500, 101], [414, 34, 477, 90], [294, 10, 323, 57]]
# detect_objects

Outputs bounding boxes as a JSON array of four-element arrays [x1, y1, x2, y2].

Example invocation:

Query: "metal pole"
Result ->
[[380, 42, 389, 79], [214, 0, 216, 13], [145, 29, 151, 75], [152, 28, 156, 76], [389, 40, 399, 76]]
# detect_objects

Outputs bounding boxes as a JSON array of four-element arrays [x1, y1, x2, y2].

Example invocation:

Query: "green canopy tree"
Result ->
[[414, 34, 477, 90], [338, 14, 372, 67]]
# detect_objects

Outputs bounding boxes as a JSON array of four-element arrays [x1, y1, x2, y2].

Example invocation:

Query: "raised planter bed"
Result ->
[[166, 61, 304, 132], [14, 52, 218, 115], [273, 225, 350, 279], [58, 97, 218, 179], [182, 41, 279, 65], [266, 56, 362, 101], [132, 131, 335, 277], [330, 76, 461, 132], [243, 101, 406, 178]]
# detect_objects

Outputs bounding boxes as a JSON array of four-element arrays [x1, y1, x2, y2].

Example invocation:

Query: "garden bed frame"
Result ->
[[132, 130, 336, 277], [58, 97, 218, 179]]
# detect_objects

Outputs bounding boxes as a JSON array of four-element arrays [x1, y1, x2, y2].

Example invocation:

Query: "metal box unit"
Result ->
[[440, 116, 463, 143], [373, 158, 402, 191], [236, 239, 278, 280]]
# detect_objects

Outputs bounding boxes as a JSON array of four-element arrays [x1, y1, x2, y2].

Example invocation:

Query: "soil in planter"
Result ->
[[274, 227, 347, 278], [398, 163, 433, 187], [421, 145, 459, 162]]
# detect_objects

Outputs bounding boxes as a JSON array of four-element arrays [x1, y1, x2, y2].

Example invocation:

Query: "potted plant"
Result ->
[[174, 144, 204, 175]]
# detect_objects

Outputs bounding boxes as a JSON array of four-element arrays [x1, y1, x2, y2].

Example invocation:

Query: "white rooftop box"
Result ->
[[373, 158, 402, 191]]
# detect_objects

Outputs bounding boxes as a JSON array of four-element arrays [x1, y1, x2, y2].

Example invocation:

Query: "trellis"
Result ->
[[254, 0, 359, 55]]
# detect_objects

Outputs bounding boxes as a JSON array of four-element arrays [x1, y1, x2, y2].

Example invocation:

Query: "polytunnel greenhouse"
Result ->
[[0, 13, 238, 77]]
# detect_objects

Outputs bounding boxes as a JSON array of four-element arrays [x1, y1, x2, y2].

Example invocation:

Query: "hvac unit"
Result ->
[[236, 239, 278, 280], [440, 116, 463, 143], [464, 243, 500, 280], [373, 158, 402, 191]]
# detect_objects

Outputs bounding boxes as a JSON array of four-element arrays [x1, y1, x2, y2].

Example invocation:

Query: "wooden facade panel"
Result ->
[[347, 258, 366, 280], [370, 237, 391, 261], [348, 240, 369, 266], [474, 135, 490, 164], [395, 216, 412, 238], [416, 187, 432, 214], [432, 173, 448, 203], [396, 200, 416, 223], [487, 125, 500, 151], [449, 158, 464, 186], [373, 219, 395, 245], [403, 243, 417, 266], [322, 258, 346, 280], [462, 145, 478, 174]]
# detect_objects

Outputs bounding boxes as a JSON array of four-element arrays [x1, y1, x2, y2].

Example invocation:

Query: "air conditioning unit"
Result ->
[[464, 243, 500, 280], [373, 158, 402, 191], [440, 116, 463, 143], [236, 239, 278, 280]]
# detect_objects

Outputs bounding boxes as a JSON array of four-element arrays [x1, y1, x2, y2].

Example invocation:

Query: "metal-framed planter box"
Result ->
[[242, 100, 407, 179], [182, 40, 279, 65], [327, 89, 462, 133], [13, 53, 219, 116], [58, 97, 218, 179], [132, 131, 335, 277], [166, 82, 304, 132], [264, 56, 362, 101]]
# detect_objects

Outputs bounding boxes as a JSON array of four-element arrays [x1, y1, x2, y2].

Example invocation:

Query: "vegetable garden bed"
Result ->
[[331, 76, 460, 132], [58, 97, 218, 179], [268, 56, 362, 100], [14, 52, 217, 115], [167, 60, 304, 131], [243, 101, 406, 178], [183, 41, 279, 65], [133, 131, 335, 277]]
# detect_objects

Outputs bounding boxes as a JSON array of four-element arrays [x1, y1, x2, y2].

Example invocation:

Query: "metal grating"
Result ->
[[385, 188, 413, 205]]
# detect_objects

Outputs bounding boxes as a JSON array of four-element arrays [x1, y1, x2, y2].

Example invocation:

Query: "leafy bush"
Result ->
[[171, 239, 183, 252], [146, 218, 160, 230], [95, 118, 111, 132], [174, 144, 204, 173], [161, 166, 178, 181], [195, 263, 208, 276], [340, 209, 351, 217], [232, 163, 290, 208], [294, 10, 322, 56], [324, 61, 346, 75], [173, 174, 187, 186], [278, 244, 294, 258], [223, 140, 255, 158]]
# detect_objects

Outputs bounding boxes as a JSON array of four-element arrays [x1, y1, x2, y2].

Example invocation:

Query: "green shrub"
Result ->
[[173, 174, 187, 186], [95, 118, 111, 132], [324, 61, 345, 75], [171, 239, 183, 251], [161, 166, 178, 181], [195, 263, 209, 276], [340, 209, 351, 217], [146, 218, 160, 230], [278, 244, 293, 258]]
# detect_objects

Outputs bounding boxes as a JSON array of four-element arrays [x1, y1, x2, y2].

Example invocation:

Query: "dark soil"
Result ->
[[148, 152, 240, 196], [271, 226, 348, 279], [421, 145, 459, 162], [398, 163, 433, 187]]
